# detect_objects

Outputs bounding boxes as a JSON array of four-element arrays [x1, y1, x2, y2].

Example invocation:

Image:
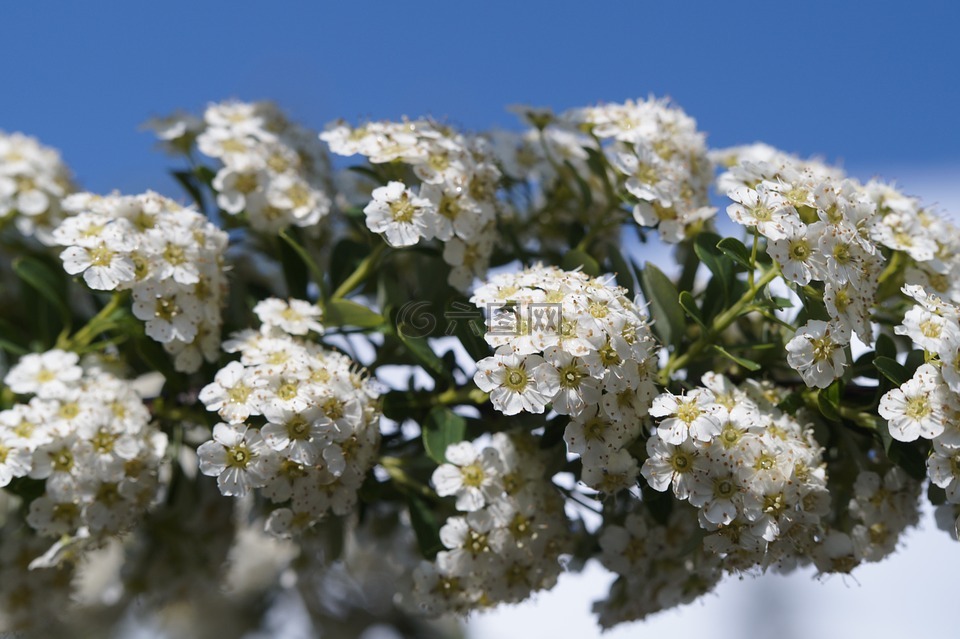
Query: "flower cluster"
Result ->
[[322, 118, 501, 289], [642, 374, 831, 569], [148, 100, 332, 233], [410, 432, 571, 613], [0, 131, 74, 244], [197, 299, 380, 536], [719, 155, 875, 387], [878, 285, 960, 534], [561, 97, 714, 242], [592, 505, 722, 627], [53, 191, 229, 372], [846, 467, 921, 565], [471, 265, 658, 492], [720, 149, 960, 389], [0, 350, 167, 542]]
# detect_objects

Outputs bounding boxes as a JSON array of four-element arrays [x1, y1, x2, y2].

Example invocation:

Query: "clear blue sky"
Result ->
[[2, 1, 958, 195]]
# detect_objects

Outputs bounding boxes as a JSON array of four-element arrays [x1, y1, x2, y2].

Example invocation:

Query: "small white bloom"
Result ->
[[785, 320, 849, 388], [878, 364, 946, 442], [650, 389, 722, 444], [363, 181, 435, 247], [432, 441, 504, 512]]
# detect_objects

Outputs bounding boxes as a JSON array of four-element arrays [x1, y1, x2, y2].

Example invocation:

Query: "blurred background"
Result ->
[[2, 2, 958, 637]]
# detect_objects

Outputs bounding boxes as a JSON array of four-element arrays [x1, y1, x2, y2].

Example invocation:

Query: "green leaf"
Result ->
[[393, 326, 451, 380], [678, 291, 706, 329], [278, 234, 309, 300], [712, 345, 761, 372], [564, 160, 593, 210], [776, 391, 805, 414], [903, 349, 925, 379], [817, 381, 843, 422], [874, 356, 907, 386], [928, 482, 947, 506], [13, 257, 71, 325], [875, 333, 897, 360], [407, 494, 444, 559], [717, 237, 753, 270], [0, 336, 28, 356], [694, 232, 734, 306], [348, 164, 384, 184], [562, 249, 601, 277], [638, 263, 686, 349], [450, 302, 490, 362], [640, 482, 673, 526], [888, 439, 930, 482], [278, 228, 325, 294], [422, 406, 467, 464], [330, 238, 366, 291], [606, 244, 636, 298], [171, 170, 205, 211], [324, 299, 385, 328], [694, 232, 729, 278]]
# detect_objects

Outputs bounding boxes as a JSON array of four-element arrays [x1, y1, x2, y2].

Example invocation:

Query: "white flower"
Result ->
[[363, 181, 435, 247], [650, 389, 722, 444], [878, 364, 946, 442], [59, 225, 136, 290], [727, 186, 799, 240], [785, 319, 849, 388], [253, 298, 324, 336], [640, 435, 699, 499], [766, 223, 821, 285], [197, 423, 272, 497], [473, 353, 549, 416], [0, 432, 32, 487], [533, 348, 600, 417], [198, 361, 264, 424], [3, 350, 82, 399], [432, 441, 504, 512], [928, 439, 960, 502]]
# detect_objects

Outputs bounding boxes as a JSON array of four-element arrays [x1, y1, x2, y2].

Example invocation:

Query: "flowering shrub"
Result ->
[[0, 96, 957, 636]]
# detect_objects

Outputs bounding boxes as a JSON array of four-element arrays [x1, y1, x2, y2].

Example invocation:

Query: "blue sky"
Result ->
[[1, 1, 958, 196]]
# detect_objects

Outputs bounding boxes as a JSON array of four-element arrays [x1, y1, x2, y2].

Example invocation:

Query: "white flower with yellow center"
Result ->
[[878, 363, 946, 442], [650, 389, 721, 445], [473, 352, 548, 416], [432, 441, 504, 512], [253, 297, 324, 336], [197, 423, 272, 497], [3, 350, 83, 399], [363, 180, 436, 247], [785, 319, 849, 389]]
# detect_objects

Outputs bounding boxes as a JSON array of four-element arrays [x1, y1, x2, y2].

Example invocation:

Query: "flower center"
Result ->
[[713, 477, 736, 499], [669, 449, 692, 473], [226, 443, 252, 469], [676, 400, 701, 424], [904, 395, 931, 420], [461, 463, 485, 488], [504, 367, 528, 392]]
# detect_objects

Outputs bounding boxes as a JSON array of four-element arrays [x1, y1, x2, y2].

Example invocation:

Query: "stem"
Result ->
[[878, 250, 904, 285], [331, 243, 387, 300], [659, 266, 780, 384], [434, 385, 489, 406], [588, 132, 620, 206], [575, 212, 624, 252], [379, 456, 440, 502], [58, 292, 126, 351], [279, 228, 327, 296], [748, 232, 759, 289]]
